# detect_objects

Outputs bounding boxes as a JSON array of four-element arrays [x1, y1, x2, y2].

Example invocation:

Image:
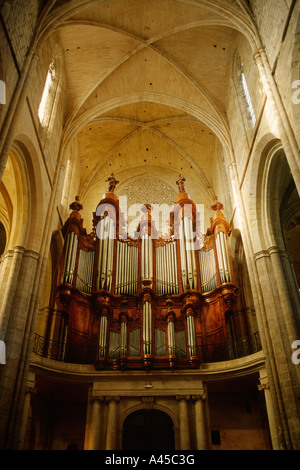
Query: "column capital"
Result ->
[[25, 384, 37, 395], [258, 382, 270, 392], [176, 395, 190, 401], [90, 395, 105, 403], [106, 395, 120, 403], [192, 392, 207, 401], [253, 47, 265, 62]]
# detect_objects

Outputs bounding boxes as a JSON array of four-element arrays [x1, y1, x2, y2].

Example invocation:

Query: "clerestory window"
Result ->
[[38, 59, 57, 130], [240, 63, 256, 128]]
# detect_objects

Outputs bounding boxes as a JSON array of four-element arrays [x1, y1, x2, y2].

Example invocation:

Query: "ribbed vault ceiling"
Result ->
[[48, 0, 255, 224]]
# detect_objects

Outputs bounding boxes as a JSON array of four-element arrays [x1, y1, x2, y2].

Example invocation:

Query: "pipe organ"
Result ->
[[56, 179, 238, 369]]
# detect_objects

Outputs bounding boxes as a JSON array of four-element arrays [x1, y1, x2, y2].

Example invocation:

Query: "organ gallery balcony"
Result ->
[[35, 176, 261, 371], [32, 331, 262, 366]]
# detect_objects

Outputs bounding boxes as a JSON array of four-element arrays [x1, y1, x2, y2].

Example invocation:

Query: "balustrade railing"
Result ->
[[201, 332, 262, 363], [32, 331, 262, 365]]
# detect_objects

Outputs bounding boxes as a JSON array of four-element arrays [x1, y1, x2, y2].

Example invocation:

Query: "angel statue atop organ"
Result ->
[[176, 174, 186, 193], [106, 173, 119, 193]]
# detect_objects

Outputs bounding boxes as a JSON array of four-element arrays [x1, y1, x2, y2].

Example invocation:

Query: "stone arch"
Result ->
[[121, 401, 179, 427], [0, 31, 6, 125], [290, 4, 300, 147], [247, 134, 282, 252], [3, 137, 44, 253], [39, 0, 259, 54], [60, 92, 233, 220], [229, 228, 258, 342], [0, 179, 12, 247], [121, 404, 178, 450], [36, 229, 65, 344], [64, 92, 233, 155], [248, 132, 300, 343], [254, 139, 299, 252]]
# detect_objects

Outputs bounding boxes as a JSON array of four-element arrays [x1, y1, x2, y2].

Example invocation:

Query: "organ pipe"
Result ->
[[97, 215, 115, 290], [179, 216, 197, 290], [167, 318, 175, 356], [199, 249, 217, 293], [156, 241, 179, 295], [99, 314, 108, 358], [186, 313, 196, 357], [215, 231, 231, 283], [76, 250, 95, 294], [143, 301, 152, 355], [62, 232, 78, 284], [120, 320, 127, 356], [141, 234, 153, 286], [115, 241, 138, 295]]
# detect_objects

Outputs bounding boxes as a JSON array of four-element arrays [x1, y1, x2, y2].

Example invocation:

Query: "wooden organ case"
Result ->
[[56, 178, 239, 370]]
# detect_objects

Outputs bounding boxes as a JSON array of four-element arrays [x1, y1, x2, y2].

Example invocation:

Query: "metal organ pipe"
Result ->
[[179, 220, 187, 289], [62, 232, 78, 284], [115, 241, 138, 295], [115, 241, 120, 295], [149, 234, 153, 283], [141, 234, 153, 285], [76, 250, 95, 293], [186, 313, 196, 357], [156, 246, 160, 294], [179, 215, 197, 290], [97, 216, 115, 290], [171, 242, 177, 293], [101, 217, 109, 289], [167, 318, 175, 356], [199, 249, 217, 293], [215, 231, 231, 284], [120, 320, 127, 356], [184, 216, 193, 288], [99, 314, 107, 358], [143, 301, 152, 355], [96, 217, 105, 289], [106, 218, 115, 291], [133, 245, 138, 294], [155, 241, 178, 295]]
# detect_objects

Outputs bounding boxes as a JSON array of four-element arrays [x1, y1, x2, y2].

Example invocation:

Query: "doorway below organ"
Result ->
[[122, 409, 175, 450]]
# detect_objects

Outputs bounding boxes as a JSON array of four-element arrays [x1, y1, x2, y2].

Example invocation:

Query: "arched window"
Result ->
[[0, 221, 6, 256], [240, 62, 256, 128], [38, 59, 58, 131]]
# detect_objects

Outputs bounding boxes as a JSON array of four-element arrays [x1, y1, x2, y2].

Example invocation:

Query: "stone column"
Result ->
[[0, 247, 25, 340], [254, 249, 300, 450], [89, 397, 104, 450], [0, 53, 40, 181], [258, 370, 281, 450], [176, 395, 191, 449], [192, 390, 211, 450], [17, 376, 36, 449], [106, 396, 119, 450], [254, 48, 300, 194]]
